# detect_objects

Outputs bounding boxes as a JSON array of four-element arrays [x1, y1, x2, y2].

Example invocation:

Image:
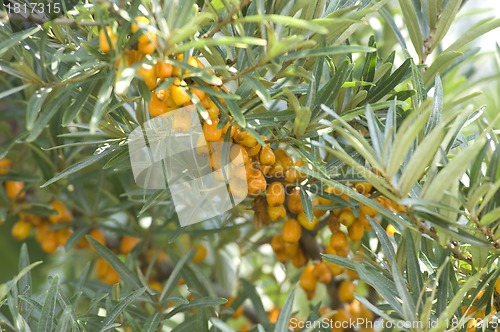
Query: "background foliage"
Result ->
[[1, 0, 500, 331]]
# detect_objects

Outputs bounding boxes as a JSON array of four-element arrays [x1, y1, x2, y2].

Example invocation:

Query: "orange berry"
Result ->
[[41, 230, 58, 253], [386, 224, 397, 236], [495, 278, 500, 294], [56, 228, 72, 246], [191, 86, 206, 101], [300, 265, 317, 292], [48, 201, 73, 224], [192, 243, 207, 263], [11, 220, 31, 240], [259, 146, 276, 165], [95, 257, 120, 284], [99, 26, 117, 54], [346, 268, 359, 280], [291, 248, 307, 268], [297, 212, 318, 231], [354, 182, 372, 195], [266, 182, 285, 206], [313, 262, 332, 284], [271, 233, 284, 253], [287, 189, 304, 215], [234, 131, 257, 148], [89, 228, 106, 248], [155, 62, 173, 79], [120, 236, 141, 254], [5, 181, 25, 200], [360, 205, 377, 217], [137, 64, 157, 90], [247, 169, 267, 195], [328, 215, 340, 233], [131, 16, 150, 33], [466, 319, 477, 332], [338, 210, 355, 227], [203, 119, 223, 142], [274, 148, 293, 170], [246, 144, 261, 158], [330, 232, 348, 249], [268, 308, 281, 324], [338, 280, 355, 303], [326, 262, 344, 276], [282, 218, 302, 243], [149, 280, 163, 292], [348, 220, 364, 241], [170, 80, 191, 105], [267, 205, 287, 222], [148, 93, 168, 117], [138, 39, 156, 55], [230, 145, 249, 166], [0, 159, 12, 175], [283, 242, 299, 256]]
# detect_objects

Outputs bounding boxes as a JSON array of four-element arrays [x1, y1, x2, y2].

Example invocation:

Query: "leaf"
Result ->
[[399, 0, 423, 58], [159, 250, 195, 301], [37, 276, 59, 332], [431, 269, 485, 332], [421, 138, 486, 202], [26, 88, 53, 130], [293, 107, 312, 137], [0, 26, 42, 58], [365, 58, 412, 104], [241, 279, 269, 324], [26, 89, 73, 142], [40, 146, 116, 188], [240, 15, 329, 34], [398, 122, 447, 196], [280, 45, 376, 61], [380, 7, 407, 51], [431, 0, 462, 52], [424, 74, 443, 135], [423, 52, 462, 88], [313, 59, 353, 117], [445, 18, 500, 53], [274, 287, 295, 332], [300, 187, 314, 222], [210, 318, 236, 332], [98, 288, 146, 332], [0, 83, 31, 101], [54, 308, 72, 332], [364, 105, 383, 162], [163, 297, 227, 319], [386, 107, 431, 178], [90, 74, 114, 133], [87, 236, 143, 289]]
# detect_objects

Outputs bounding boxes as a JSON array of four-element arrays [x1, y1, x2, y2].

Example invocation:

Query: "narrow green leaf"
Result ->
[[54, 308, 72, 332], [87, 236, 143, 289], [210, 318, 236, 332], [98, 288, 146, 332], [159, 250, 195, 301], [274, 287, 296, 332], [90, 74, 114, 133], [163, 297, 227, 319], [423, 52, 461, 88], [431, 0, 462, 52], [399, 0, 424, 58], [241, 279, 268, 324], [313, 60, 353, 117], [0, 83, 31, 101], [37, 276, 59, 332], [365, 58, 412, 104], [26, 87, 53, 130], [398, 122, 447, 196], [0, 26, 42, 57], [424, 74, 443, 135], [26, 89, 72, 142], [445, 18, 500, 53], [368, 216, 395, 262], [364, 105, 383, 162], [41, 147, 116, 188], [300, 187, 314, 222], [431, 270, 485, 332], [421, 138, 486, 201], [280, 45, 376, 61], [240, 15, 329, 34]]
